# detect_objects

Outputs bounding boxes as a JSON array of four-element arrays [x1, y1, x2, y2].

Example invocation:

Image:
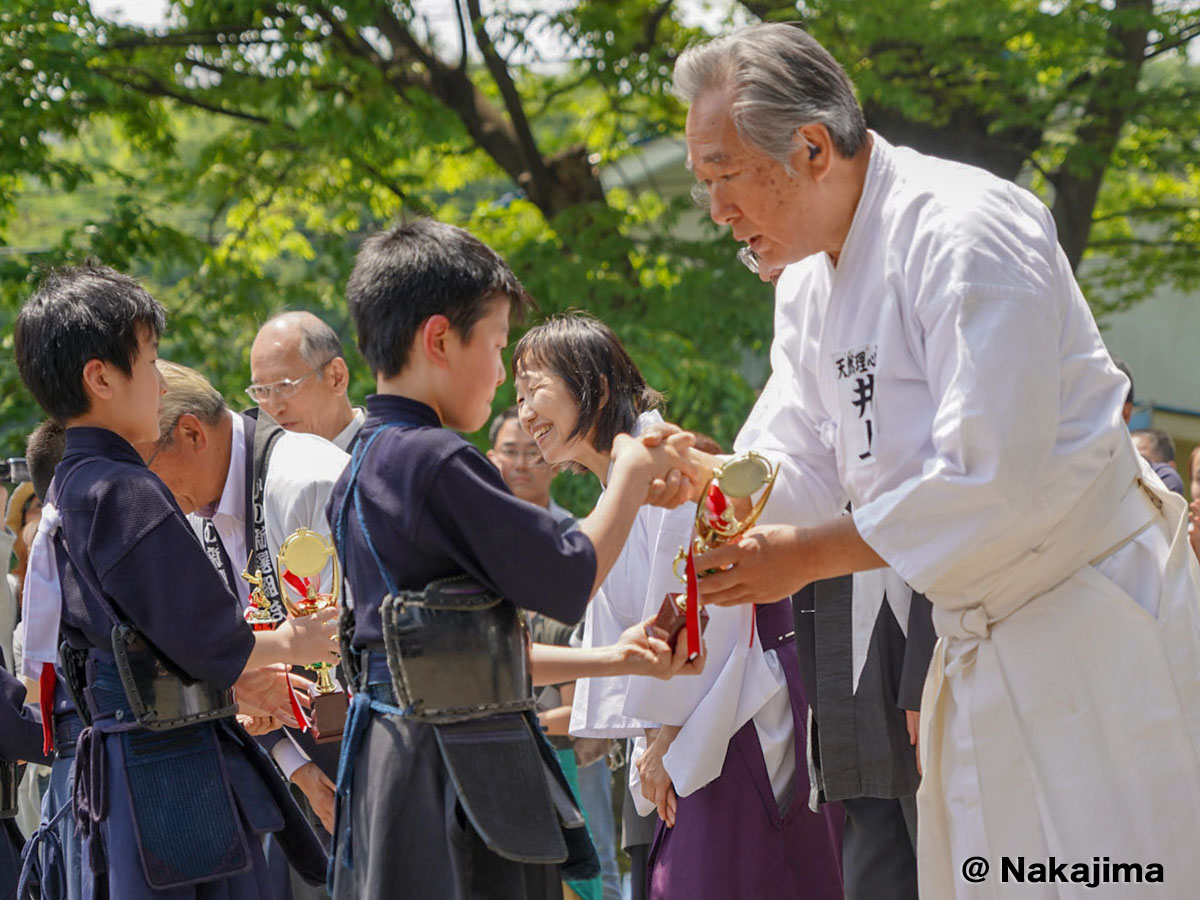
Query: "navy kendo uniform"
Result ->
[[0, 651, 50, 900], [328, 395, 600, 900], [49, 427, 324, 900]]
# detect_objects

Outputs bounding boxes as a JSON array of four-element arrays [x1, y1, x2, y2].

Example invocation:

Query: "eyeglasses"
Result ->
[[737, 245, 761, 275], [495, 446, 547, 466], [244, 360, 333, 404]]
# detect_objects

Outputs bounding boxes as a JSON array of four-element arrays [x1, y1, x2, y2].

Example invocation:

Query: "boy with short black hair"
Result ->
[[15, 263, 335, 900], [329, 219, 696, 899]]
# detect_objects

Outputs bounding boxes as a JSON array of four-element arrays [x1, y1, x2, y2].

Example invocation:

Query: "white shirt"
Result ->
[[189, 411, 349, 776], [332, 408, 365, 453]]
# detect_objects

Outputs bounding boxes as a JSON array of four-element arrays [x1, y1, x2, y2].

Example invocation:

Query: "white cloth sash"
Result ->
[[916, 445, 1200, 898], [21, 502, 63, 679]]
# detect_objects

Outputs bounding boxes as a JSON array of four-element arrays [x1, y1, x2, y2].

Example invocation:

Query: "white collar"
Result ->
[[333, 408, 366, 452], [213, 410, 247, 525]]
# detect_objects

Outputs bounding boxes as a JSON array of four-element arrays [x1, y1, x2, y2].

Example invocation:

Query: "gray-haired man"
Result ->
[[677, 23, 1200, 899]]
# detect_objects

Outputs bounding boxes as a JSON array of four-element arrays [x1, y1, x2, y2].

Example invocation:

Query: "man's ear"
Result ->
[[326, 357, 351, 394], [421, 315, 453, 368], [793, 124, 834, 182], [80, 358, 115, 402], [484, 448, 501, 468], [174, 414, 209, 452]]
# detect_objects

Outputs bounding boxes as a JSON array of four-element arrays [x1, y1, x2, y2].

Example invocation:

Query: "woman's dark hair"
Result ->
[[512, 312, 662, 454], [15, 264, 167, 422]]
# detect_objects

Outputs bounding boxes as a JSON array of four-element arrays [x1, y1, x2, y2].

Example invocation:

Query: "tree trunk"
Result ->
[[1050, 0, 1153, 269]]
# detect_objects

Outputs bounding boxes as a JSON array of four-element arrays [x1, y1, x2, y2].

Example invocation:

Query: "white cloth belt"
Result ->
[[21, 502, 63, 679], [919, 445, 1164, 771]]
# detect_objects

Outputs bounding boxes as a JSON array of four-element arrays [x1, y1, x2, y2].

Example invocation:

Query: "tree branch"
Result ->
[[1086, 238, 1200, 248], [636, 1, 675, 53], [464, 0, 547, 183], [1144, 21, 1200, 59], [95, 66, 284, 127], [1092, 203, 1199, 222], [453, 0, 470, 73]]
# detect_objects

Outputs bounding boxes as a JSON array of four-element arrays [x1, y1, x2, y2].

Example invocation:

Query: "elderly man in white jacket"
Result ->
[[676, 22, 1200, 899]]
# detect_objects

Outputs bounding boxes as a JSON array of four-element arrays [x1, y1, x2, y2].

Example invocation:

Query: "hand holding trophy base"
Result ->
[[652, 451, 778, 660]]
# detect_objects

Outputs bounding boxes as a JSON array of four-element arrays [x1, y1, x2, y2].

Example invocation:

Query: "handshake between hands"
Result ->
[[612, 422, 721, 510]]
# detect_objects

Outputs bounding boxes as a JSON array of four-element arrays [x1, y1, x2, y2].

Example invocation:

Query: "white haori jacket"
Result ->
[[738, 132, 1200, 898]]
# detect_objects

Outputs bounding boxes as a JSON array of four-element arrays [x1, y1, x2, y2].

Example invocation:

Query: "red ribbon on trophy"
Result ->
[[653, 452, 779, 661]]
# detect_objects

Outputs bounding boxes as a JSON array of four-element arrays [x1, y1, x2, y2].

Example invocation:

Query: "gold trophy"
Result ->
[[653, 451, 780, 658], [250, 528, 347, 744]]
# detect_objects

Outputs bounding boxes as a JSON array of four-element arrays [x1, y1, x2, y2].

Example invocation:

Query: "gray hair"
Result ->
[[263, 311, 345, 376], [156, 360, 228, 447], [673, 23, 868, 166]]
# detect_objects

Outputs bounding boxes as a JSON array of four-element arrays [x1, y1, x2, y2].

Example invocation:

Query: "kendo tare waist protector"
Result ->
[[378, 576, 594, 869], [110, 624, 237, 730]]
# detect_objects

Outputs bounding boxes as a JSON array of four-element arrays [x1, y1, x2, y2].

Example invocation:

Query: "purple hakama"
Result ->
[[647, 600, 844, 900]]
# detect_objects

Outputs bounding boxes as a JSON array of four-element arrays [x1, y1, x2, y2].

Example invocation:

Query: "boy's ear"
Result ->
[[81, 358, 115, 402], [421, 314, 453, 368]]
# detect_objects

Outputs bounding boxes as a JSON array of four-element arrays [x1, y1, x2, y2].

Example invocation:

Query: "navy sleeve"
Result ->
[[0, 654, 49, 765], [419, 448, 597, 623], [89, 475, 254, 689]]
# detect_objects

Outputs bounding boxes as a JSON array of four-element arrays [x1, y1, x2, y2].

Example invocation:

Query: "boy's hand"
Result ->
[[613, 429, 702, 507], [236, 713, 283, 736], [276, 607, 340, 666]]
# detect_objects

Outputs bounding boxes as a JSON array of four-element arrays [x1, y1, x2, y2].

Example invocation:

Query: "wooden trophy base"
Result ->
[[309, 686, 348, 744], [651, 592, 710, 652]]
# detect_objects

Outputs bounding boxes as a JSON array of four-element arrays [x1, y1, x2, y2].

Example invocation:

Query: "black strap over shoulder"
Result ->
[[242, 412, 288, 622]]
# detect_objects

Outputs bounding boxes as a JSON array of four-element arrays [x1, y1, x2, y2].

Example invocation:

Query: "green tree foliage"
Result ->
[[745, 0, 1200, 313], [0, 0, 1196, 511]]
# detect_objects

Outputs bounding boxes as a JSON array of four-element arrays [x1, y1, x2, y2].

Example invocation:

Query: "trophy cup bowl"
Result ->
[[277, 528, 347, 744], [652, 451, 779, 654]]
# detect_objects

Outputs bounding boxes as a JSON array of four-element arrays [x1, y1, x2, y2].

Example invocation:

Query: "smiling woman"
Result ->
[[512, 313, 663, 481]]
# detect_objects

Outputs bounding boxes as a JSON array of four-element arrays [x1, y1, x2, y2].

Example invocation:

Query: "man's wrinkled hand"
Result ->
[[695, 525, 811, 607], [291, 761, 336, 834]]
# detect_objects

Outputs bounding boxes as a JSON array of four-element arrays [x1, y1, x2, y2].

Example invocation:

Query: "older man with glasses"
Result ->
[[249, 311, 364, 451]]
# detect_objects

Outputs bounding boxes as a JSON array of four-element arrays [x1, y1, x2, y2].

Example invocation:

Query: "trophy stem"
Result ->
[[313, 666, 337, 695]]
